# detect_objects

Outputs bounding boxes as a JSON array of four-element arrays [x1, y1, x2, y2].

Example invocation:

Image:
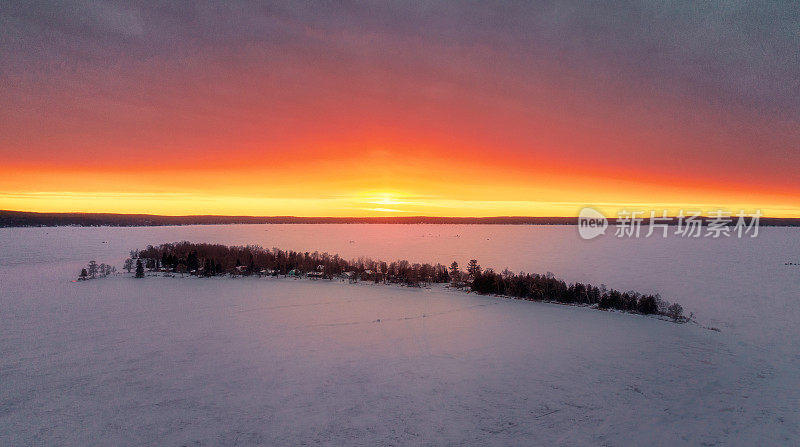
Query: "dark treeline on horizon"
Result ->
[[2, 210, 799, 227], [0, 211, 576, 226], [132, 242, 686, 321]]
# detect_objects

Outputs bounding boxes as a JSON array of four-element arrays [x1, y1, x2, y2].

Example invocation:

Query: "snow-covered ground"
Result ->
[[1, 225, 798, 445], [0, 274, 796, 445]]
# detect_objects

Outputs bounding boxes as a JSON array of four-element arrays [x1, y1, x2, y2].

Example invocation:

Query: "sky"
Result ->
[[1, 1, 799, 217]]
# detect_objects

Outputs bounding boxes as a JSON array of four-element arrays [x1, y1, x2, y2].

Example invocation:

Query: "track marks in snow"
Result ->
[[303, 302, 500, 328], [236, 296, 381, 314]]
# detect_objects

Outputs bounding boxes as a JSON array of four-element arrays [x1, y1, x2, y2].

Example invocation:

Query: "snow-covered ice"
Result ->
[[1, 225, 798, 445]]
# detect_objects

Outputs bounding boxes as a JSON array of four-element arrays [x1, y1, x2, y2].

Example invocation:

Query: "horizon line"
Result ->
[[3, 210, 800, 227]]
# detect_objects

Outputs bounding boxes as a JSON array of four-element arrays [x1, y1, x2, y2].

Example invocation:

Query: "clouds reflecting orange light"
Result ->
[[2, 3, 799, 217]]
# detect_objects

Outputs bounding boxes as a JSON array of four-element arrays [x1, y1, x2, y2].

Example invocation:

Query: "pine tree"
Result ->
[[135, 259, 145, 278], [186, 251, 199, 272], [449, 261, 461, 287], [467, 260, 481, 278]]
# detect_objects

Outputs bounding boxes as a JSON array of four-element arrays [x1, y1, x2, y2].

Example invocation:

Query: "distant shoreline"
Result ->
[[3, 210, 800, 227]]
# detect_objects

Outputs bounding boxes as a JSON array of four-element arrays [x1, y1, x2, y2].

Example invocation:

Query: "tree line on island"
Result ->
[[113, 241, 686, 321]]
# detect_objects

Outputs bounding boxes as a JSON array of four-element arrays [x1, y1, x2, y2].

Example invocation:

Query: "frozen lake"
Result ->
[[1, 225, 798, 445]]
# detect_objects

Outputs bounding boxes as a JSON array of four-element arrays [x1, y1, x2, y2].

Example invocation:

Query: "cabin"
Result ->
[[343, 271, 358, 283]]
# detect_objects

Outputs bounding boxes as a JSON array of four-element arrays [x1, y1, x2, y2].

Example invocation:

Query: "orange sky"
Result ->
[[2, 3, 799, 217]]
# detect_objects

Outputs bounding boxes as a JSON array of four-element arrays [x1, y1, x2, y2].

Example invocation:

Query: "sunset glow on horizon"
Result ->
[[2, 2, 799, 217]]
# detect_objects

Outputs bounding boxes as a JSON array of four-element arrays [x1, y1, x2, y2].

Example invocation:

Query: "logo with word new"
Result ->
[[577, 207, 762, 240], [578, 207, 608, 240]]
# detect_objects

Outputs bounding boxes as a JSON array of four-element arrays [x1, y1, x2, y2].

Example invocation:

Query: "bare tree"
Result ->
[[88, 260, 98, 279]]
